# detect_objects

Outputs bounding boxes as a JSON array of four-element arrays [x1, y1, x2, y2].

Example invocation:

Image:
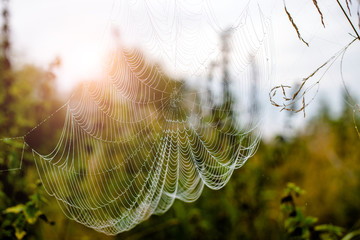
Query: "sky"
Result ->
[[6, 0, 360, 136]]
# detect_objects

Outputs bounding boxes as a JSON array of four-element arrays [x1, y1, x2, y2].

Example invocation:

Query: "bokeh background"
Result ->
[[1, 0, 360, 239]]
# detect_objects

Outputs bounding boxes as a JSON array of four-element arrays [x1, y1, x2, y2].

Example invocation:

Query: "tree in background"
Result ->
[[0, 1, 61, 238], [0, 0, 13, 133]]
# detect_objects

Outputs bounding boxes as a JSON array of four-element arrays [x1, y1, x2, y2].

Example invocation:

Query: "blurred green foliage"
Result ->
[[281, 182, 360, 240], [1, 180, 54, 240], [0, 51, 62, 239]]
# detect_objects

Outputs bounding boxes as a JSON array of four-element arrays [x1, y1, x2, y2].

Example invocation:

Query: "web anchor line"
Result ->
[[0, 102, 70, 172]]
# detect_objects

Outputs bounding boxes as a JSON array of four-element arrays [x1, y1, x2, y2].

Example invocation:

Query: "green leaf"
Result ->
[[12, 214, 26, 237], [342, 229, 360, 240], [315, 224, 344, 236], [24, 203, 41, 224], [285, 218, 297, 233], [30, 193, 40, 207], [3, 204, 25, 214], [15, 228, 26, 240], [284, 182, 305, 196], [304, 216, 318, 226]]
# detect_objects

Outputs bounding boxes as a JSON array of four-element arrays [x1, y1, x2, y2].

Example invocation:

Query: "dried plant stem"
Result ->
[[312, 0, 325, 27], [336, 0, 360, 40], [283, 1, 309, 46], [345, 0, 352, 16], [269, 38, 357, 117]]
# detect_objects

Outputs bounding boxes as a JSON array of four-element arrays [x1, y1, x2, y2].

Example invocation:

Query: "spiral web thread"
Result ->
[[2, 1, 272, 235]]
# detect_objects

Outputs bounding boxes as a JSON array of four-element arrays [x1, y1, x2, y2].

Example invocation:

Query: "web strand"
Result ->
[[3, 1, 273, 235]]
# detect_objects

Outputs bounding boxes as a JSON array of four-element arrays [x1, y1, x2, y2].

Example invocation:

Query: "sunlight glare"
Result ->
[[58, 43, 104, 92]]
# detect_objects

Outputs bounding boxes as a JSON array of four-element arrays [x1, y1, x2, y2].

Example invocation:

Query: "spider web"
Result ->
[[2, 0, 272, 235]]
